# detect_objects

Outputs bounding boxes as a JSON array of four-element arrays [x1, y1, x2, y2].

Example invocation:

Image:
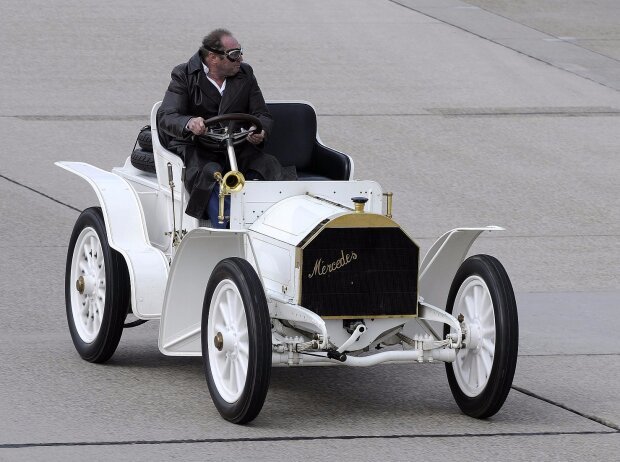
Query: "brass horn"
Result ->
[[214, 170, 245, 224], [221, 170, 245, 193]]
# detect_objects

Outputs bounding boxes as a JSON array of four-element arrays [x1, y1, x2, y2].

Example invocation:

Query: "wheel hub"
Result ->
[[466, 321, 483, 350], [218, 329, 236, 354], [214, 332, 224, 351], [76, 272, 97, 296], [76, 276, 85, 294]]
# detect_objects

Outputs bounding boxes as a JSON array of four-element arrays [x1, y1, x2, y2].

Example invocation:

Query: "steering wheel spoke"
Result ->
[[231, 129, 253, 141], [204, 131, 228, 142], [198, 113, 262, 147]]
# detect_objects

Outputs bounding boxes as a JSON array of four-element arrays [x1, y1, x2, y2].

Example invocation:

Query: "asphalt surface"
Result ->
[[1, 0, 619, 460]]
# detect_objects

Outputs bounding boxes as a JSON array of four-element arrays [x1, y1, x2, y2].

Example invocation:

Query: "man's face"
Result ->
[[211, 35, 243, 77]]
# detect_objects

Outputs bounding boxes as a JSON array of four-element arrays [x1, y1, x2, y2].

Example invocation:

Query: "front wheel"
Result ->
[[444, 254, 518, 418], [65, 207, 130, 363], [202, 258, 272, 424]]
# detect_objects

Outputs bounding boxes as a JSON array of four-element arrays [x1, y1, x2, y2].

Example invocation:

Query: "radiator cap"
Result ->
[[351, 196, 368, 213]]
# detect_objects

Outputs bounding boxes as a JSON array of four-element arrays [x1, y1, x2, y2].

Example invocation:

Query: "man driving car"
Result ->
[[157, 28, 287, 225]]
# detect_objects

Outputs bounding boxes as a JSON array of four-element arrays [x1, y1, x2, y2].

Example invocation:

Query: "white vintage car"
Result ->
[[57, 101, 518, 424]]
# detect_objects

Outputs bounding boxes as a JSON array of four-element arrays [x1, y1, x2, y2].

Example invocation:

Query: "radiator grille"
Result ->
[[300, 227, 418, 318]]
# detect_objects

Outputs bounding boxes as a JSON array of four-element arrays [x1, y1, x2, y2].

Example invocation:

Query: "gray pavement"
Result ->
[[1, 0, 619, 460]]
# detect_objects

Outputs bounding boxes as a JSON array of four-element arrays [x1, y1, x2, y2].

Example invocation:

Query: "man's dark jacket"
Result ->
[[157, 52, 279, 219], [158, 52, 273, 149]]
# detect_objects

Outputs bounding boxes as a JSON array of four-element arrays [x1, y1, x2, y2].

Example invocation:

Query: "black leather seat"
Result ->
[[264, 102, 351, 181]]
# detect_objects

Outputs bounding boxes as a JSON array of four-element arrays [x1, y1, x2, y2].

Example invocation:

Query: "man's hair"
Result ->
[[199, 28, 233, 60]]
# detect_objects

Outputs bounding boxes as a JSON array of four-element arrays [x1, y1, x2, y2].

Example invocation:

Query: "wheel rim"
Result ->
[[70, 227, 106, 343], [208, 279, 249, 403], [452, 275, 496, 397]]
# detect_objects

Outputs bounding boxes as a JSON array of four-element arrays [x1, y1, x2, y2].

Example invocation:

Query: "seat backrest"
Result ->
[[264, 102, 317, 170], [151, 102, 184, 191]]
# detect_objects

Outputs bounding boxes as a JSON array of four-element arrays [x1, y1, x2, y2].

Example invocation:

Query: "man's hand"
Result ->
[[187, 117, 206, 135], [247, 126, 265, 145]]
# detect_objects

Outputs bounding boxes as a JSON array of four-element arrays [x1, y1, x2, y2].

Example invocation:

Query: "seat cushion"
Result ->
[[264, 102, 317, 170]]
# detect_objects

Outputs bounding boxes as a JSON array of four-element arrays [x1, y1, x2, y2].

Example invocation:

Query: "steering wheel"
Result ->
[[198, 113, 263, 148]]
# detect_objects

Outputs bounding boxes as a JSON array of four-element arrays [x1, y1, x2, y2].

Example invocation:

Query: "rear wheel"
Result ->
[[444, 254, 518, 418], [65, 207, 130, 363], [202, 258, 272, 424]]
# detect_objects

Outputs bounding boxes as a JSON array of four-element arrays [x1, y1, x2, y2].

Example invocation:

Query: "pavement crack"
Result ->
[[0, 173, 80, 212], [512, 385, 620, 431], [1, 430, 617, 449]]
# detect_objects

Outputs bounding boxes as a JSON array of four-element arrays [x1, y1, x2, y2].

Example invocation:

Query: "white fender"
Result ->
[[418, 226, 504, 311], [55, 161, 169, 319], [158, 228, 252, 356]]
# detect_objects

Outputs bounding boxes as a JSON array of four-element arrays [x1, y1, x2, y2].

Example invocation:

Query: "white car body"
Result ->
[[57, 101, 517, 423]]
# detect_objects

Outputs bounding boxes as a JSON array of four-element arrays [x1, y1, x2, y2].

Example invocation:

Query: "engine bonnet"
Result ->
[[250, 195, 420, 319]]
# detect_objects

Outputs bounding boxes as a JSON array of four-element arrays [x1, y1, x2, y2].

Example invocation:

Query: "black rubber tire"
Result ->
[[201, 258, 272, 424], [444, 254, 519, 418], [137, 127, 152, 151], [130, 149, 156, 173], [65, 207, 130, 363]]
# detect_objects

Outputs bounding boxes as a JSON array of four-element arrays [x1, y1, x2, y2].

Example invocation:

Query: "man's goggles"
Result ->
[[205, 45, 243, 62]]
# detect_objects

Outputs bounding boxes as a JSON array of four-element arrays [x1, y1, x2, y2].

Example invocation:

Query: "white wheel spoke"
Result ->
[[464, 294, 475, 319], [481, 301, 494, 324], [481, 337, 495, 355], [222, 292, 234, 327], [234, 359, 245, 392], [476, 353, 486, 385], [222, 356, 232, 381], [237, 342, 249, 362], [230, 359, 239, 393], [214, 321, 226, 334], [466, 356, 474, 384], [93, 310, 101, 333], [96, 264, 105, 281], [237, 327, 248, 344], [96, 251, 104, 270], [462, 351, 473, 370], [480, 348, 493, 377], [473, 285, 481, 317], [83, 242, 92, 260], [87, 237, 97, 263], [239, 359, 248, 383], [235, 301, 246, 326], [481, 325, 495, 339], [212, 304, 223, 327], [80, 297, 88, 315], [482, 288, 492, 311]]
